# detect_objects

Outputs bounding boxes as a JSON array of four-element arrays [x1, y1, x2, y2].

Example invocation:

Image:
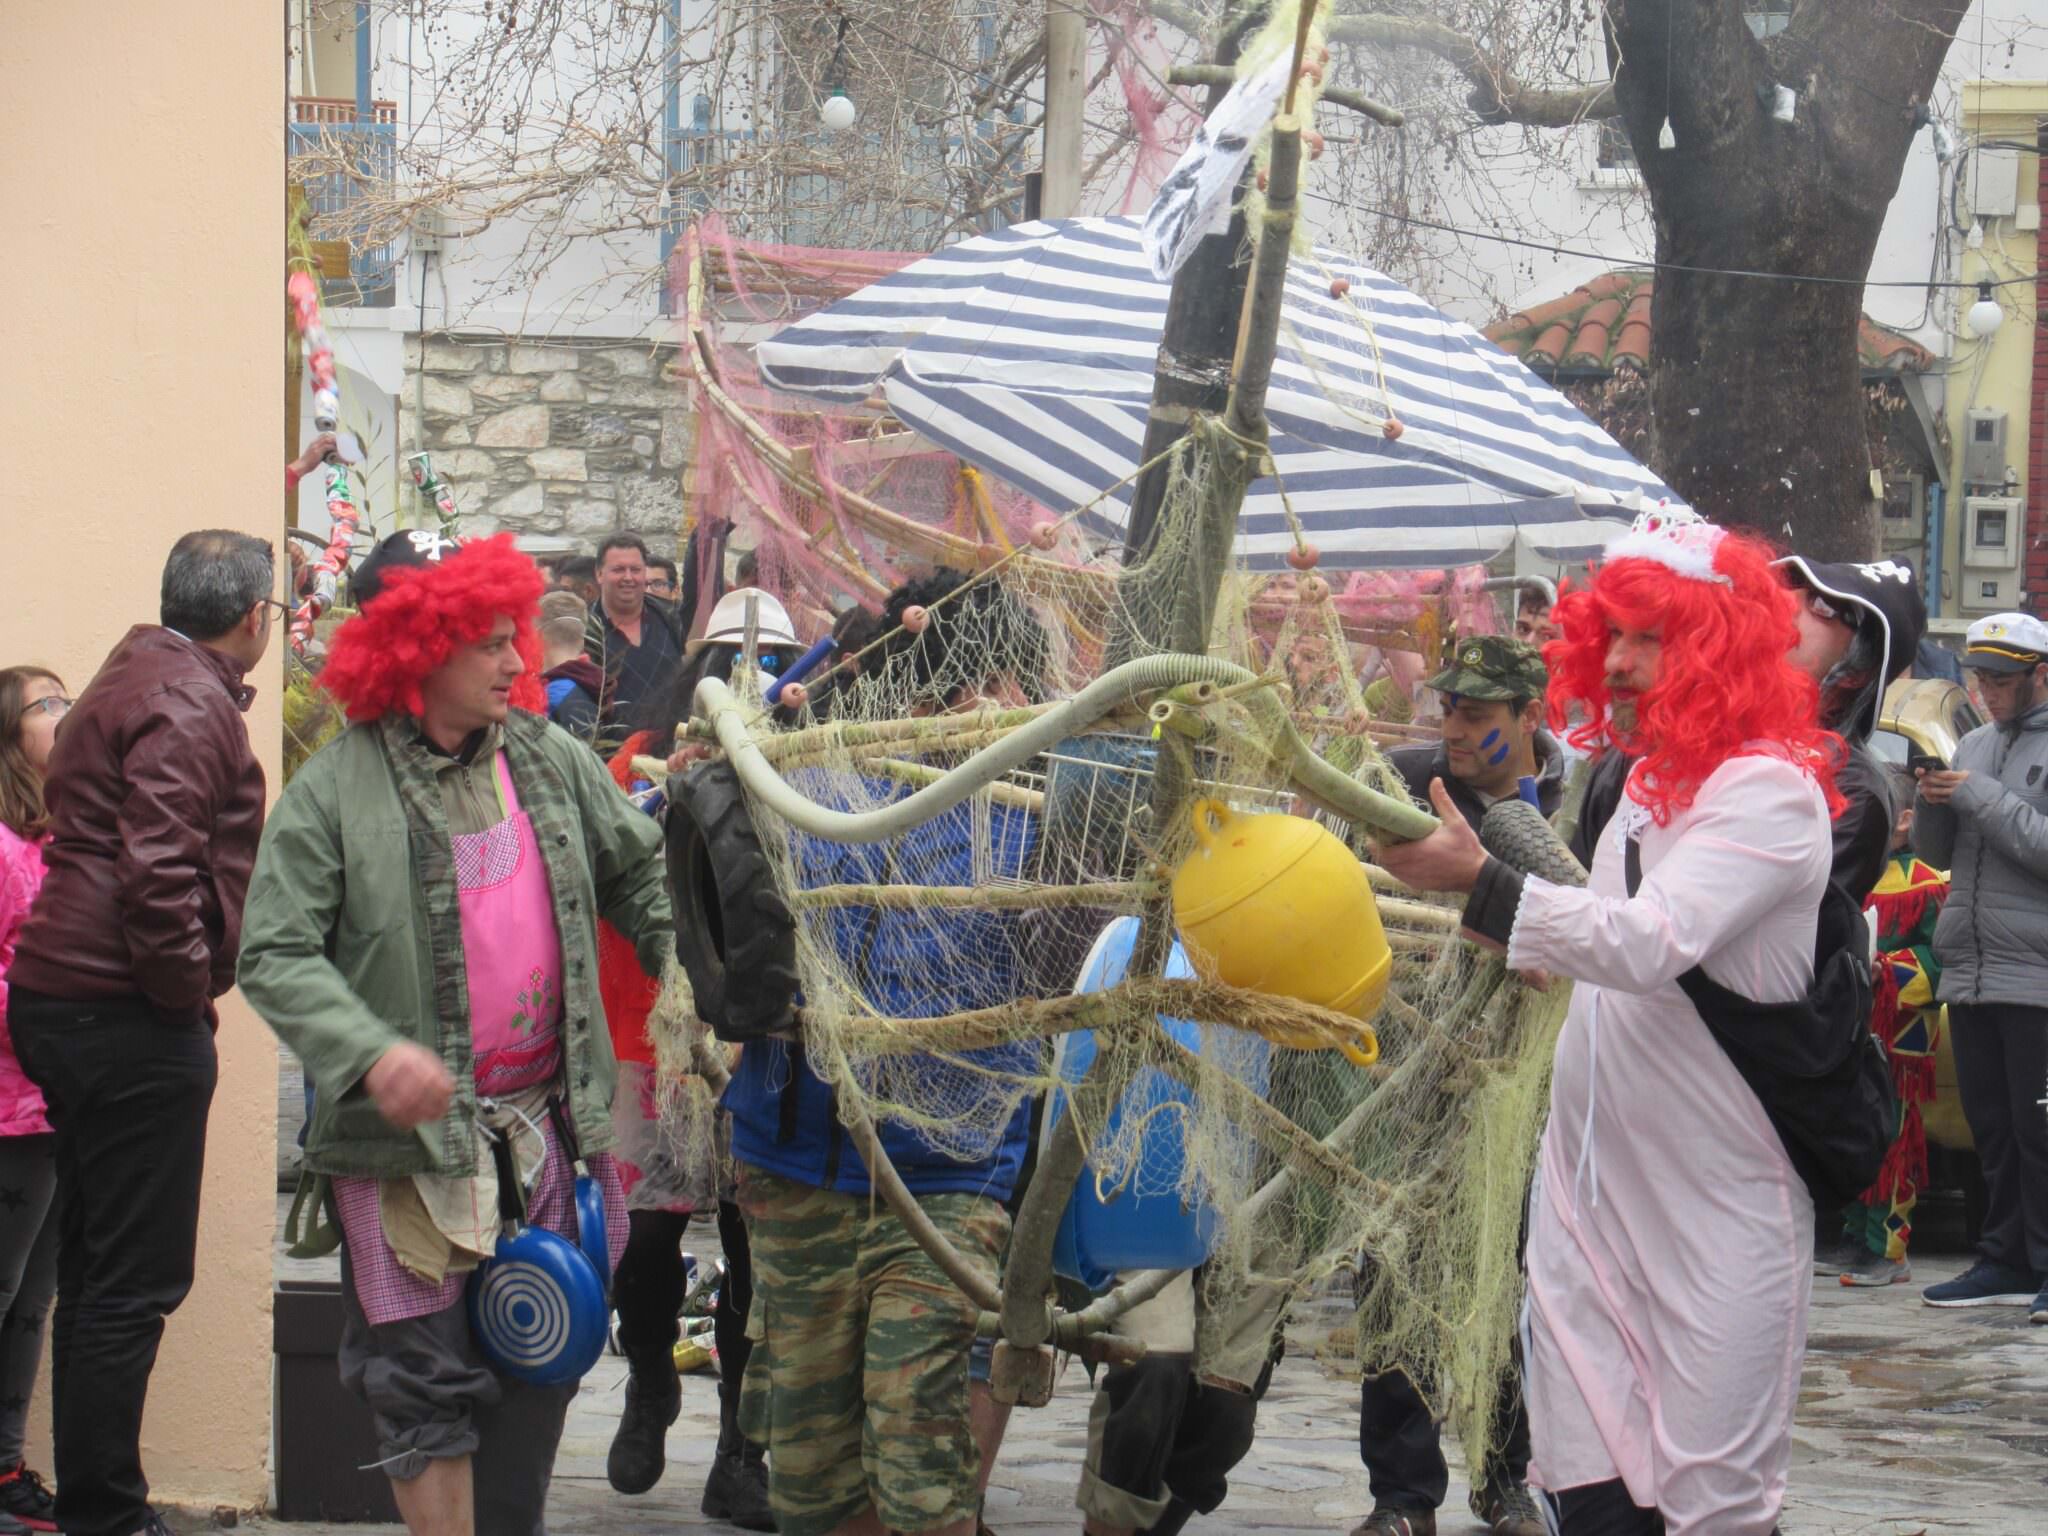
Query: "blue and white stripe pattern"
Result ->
[[755, 217, 1675, 571]]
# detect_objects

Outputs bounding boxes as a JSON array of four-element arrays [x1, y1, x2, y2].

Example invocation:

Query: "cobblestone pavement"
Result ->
[[241, 1214, 2048, 1536]]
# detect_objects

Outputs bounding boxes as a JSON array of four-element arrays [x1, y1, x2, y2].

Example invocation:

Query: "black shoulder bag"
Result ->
[[1624, 836, 1895, 1207]]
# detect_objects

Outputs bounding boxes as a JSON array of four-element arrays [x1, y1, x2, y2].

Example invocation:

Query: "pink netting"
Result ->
[[665, 217, 1503, 711], [1096, 0, 1198, 214]]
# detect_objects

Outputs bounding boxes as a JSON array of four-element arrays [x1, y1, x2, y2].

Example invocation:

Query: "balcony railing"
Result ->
[[660, 115, 1019, 277], [288, 98, 399, 307]]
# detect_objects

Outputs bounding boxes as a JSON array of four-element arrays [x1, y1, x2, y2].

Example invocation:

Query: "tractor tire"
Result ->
[[665, 761, 800, 1043]]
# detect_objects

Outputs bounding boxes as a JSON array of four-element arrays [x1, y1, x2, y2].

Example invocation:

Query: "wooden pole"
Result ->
[[1112, 7, 1260, 579], [1041, 0, 1087, 218]]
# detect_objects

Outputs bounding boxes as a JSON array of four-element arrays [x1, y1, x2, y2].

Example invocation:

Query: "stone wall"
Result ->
[[400, 335, 691, 546]]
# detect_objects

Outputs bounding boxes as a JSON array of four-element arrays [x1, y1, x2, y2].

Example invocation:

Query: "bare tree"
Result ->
[[1148, 1, 1995, 560], [290, 0, 1164, 319], [298, 2, 2017, 559]]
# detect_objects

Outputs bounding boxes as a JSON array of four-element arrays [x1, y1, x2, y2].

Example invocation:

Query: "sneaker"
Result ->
[[700, 1447, 774, 1532], [1470, 1475, 1545, 1536], [1812, 1238, 1866, 1276], [2032, 1283, 2048, 1326], [1349, 1509, 1436, 1536], [1838, 1252, 1912, 1288], [0, 1465, 52, 1532], [1921, 1259, 2039, 1308]]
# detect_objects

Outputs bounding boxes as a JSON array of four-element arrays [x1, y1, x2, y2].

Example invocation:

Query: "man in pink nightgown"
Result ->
[[1380, 508, 1844, 1536]]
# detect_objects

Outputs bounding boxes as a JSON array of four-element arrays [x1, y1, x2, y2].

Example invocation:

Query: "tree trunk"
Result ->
[[1606, 0, 1964, 562]]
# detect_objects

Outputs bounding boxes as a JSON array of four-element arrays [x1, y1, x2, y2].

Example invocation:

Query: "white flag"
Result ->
[[1140, 55, 1293, 281]]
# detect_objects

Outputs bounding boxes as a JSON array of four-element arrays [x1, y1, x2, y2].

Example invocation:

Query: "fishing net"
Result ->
[[647, 218, 1570, 1476]]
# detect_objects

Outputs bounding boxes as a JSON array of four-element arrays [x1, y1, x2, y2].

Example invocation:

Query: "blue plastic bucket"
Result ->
[[1048, 916, 1270, 1291]]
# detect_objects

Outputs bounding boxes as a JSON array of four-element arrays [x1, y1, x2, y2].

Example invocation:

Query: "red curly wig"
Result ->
[[1545, 526, 1843, 825], [319, 534, 548, 721]]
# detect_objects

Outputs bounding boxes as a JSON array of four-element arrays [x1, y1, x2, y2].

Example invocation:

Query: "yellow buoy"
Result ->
[[1171, 800, 1390, 1059]]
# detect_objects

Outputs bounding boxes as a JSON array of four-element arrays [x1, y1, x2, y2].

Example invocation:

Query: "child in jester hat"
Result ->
[[1831, 765, 1949, 1287]]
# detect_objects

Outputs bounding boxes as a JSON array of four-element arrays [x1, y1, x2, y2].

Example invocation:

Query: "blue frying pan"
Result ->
[[467, 1124, 611, 1387]]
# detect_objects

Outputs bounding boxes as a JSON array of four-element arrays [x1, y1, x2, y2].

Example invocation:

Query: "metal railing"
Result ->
[[288, 98, 399, 307]]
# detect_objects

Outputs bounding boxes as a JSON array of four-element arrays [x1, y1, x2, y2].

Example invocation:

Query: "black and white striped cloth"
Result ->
[[755, 217, 1676, 571]]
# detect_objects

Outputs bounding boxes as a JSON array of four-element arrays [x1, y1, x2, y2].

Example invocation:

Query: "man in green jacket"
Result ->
[[240, 532, 672, 1536]]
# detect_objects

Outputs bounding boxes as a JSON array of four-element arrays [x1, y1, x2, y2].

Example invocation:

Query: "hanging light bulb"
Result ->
[[1657, 117, 1676, 151], [1966, 280, 2004, 339], [821, 88, 857, 131]]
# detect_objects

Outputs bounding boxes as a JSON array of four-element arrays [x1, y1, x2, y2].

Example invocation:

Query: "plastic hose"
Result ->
[[696, 656, 1440, 844], [766, 635, 836, 705]]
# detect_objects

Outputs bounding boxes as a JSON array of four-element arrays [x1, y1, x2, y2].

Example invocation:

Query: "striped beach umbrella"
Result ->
[[755, 217, 1675, 572]]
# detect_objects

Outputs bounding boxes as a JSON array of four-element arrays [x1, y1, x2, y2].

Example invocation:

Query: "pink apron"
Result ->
[[458, 754, 566, 1095], [338, 752, 627, 1324]]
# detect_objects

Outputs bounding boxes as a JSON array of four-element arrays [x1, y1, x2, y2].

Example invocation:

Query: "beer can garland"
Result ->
[[409, 451, 460, 532], [287, 270, 360, 654]]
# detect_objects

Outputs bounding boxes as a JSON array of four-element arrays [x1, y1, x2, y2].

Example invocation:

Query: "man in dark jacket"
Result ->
[[1353, 636, 1553, 1536], [1776, 556, 1927, 907], [583, 533, 685, 729], [9, 530, 276, 1536], [1385, 637, 1565, 829], [1913, 612, 2048, 1318]]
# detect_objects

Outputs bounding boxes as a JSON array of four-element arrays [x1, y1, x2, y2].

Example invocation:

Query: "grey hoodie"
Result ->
[[1914, 697, 2048, 1006]]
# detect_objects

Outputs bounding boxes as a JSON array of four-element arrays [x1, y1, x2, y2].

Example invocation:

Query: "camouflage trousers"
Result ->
[[736, 1165, 1009, 1536]]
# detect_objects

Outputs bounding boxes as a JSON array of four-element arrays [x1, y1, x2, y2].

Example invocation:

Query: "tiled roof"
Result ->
[[1483, 270, 1935, 377]]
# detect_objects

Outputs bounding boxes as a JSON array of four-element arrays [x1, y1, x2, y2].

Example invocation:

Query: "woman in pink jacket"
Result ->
[[0, 665, 67, 1533]]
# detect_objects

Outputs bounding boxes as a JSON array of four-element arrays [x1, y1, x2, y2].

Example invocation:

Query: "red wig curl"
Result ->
[[319, 534, 548, 721], [1545, 527, 1843, 825]]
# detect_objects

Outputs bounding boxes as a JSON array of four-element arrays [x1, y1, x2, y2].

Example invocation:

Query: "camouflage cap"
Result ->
[[1425, 635, 1548, 703]]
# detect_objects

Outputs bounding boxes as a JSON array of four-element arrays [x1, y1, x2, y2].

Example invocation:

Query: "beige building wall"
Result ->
[[0, 1, 282, 1513]]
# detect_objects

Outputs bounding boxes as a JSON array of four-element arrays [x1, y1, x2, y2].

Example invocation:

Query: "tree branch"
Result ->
[[1167, 62, 1404, 125], [1326, 11, 1616, 127]]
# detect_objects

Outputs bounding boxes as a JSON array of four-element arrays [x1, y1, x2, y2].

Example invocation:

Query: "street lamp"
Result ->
[[1966, 281, 2004, 340], [820, 11, 855, 131]]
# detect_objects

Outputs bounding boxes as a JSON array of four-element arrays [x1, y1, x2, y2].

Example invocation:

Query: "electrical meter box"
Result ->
[[1961, 495, 2025, 614], [1964, 408, 2008, 486]]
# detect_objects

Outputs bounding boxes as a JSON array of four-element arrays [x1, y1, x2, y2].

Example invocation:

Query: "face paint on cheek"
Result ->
[[1480, 728, 1511, 766]]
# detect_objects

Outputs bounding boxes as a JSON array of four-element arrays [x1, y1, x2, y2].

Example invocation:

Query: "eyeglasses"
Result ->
[[261, 598, 294, 622], [28, 696, 71, 720]]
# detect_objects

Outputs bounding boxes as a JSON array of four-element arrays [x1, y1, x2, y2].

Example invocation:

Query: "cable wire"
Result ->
[[1301, 189, 2041, 291]]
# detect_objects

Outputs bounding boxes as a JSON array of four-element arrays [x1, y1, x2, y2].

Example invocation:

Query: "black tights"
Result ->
[[611, 1200, 754, 1428]]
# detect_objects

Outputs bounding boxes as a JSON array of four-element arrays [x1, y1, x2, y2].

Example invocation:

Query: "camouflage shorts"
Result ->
[[736, 1165, 1009, 1536]]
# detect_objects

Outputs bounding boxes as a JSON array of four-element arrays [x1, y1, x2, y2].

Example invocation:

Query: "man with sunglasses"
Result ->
[[1774, 557, 1927, 909], [9, 530, 276, 1536]]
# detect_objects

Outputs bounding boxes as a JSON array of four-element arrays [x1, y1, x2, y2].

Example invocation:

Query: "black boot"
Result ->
[[608, 1354, 682, 1495], [1141, 1496, 1198, 1536], [701, 1385, 775, 1530]]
